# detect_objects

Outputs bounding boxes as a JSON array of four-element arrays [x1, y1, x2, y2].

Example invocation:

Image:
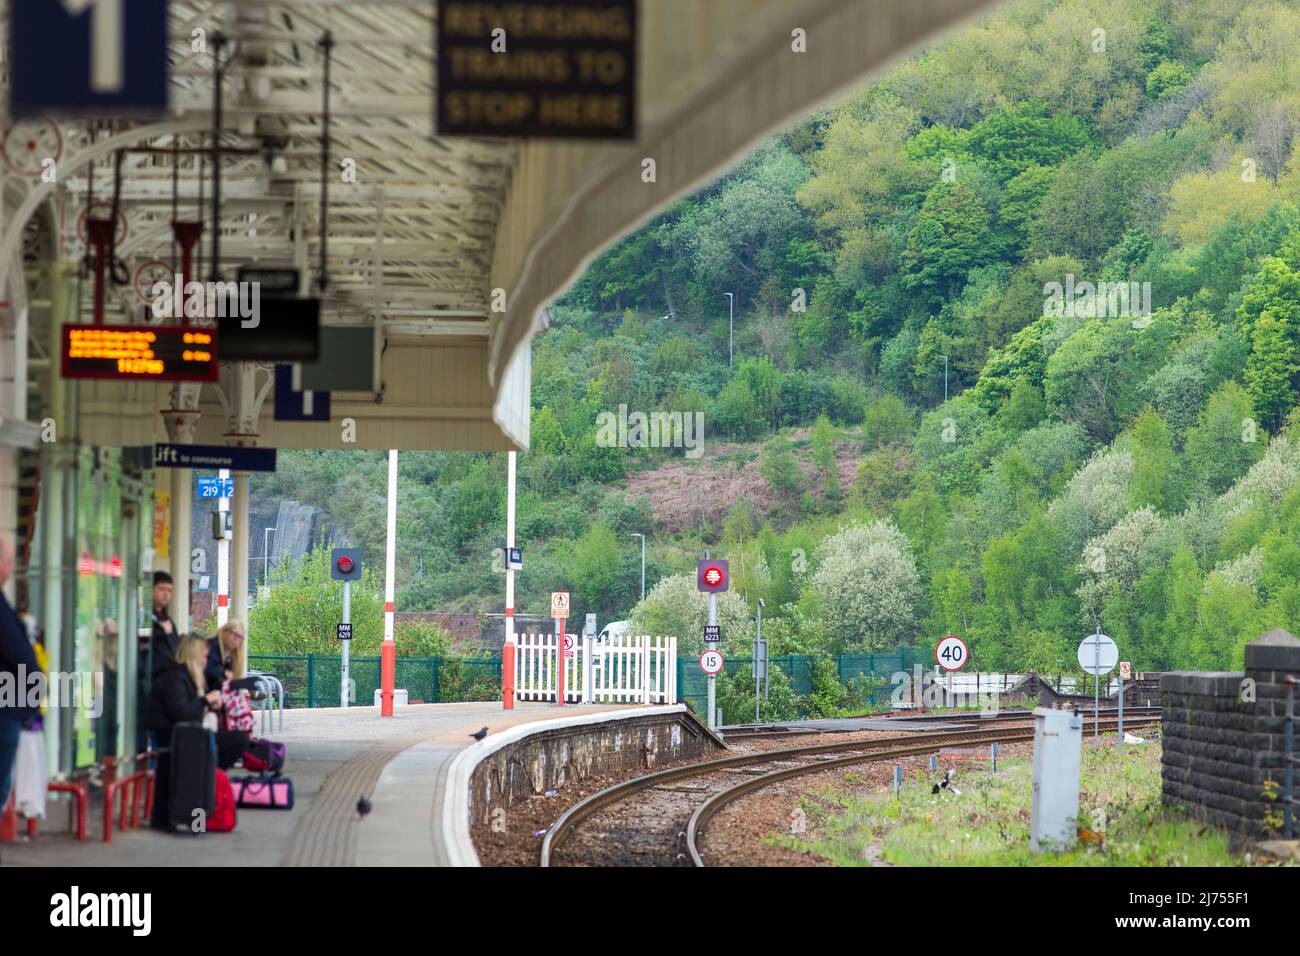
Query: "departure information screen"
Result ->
[[61, 324, 219, 382]]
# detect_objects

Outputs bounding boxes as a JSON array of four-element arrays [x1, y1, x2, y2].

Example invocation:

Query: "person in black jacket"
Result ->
[[203, 620, 245, 692], [149, 635, 220, 830], [149, 571, 178, 676], [0, 537, 39, 812]]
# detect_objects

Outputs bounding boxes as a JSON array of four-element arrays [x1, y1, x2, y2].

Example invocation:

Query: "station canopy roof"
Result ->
[[4, 0, 991, 453]]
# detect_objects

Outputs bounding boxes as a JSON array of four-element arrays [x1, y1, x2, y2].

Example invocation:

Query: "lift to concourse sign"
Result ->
[[435, 0, 637, 139]]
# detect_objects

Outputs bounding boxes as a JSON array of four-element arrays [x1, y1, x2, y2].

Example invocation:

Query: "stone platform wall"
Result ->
[[1161, 629, 1298, 840], [468, 707, 724, 826]]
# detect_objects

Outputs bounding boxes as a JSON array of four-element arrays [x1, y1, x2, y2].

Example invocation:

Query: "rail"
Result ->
[[539, 714, 1158, 867]]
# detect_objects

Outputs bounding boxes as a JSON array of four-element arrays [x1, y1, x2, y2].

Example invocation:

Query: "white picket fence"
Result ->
[[513, 632, 678, 705]]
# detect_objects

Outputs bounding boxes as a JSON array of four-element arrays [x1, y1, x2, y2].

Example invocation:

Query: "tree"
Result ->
[[963, 102, 1092, 180], [809, 414, 841, 501], [1046, 448, 1134, 561], [1127, 409, 1178, 512], [856, 445, 913, 516], [1159, 546, 1202, 668], [862, 393, 916, 447], [250, 546, 449, 657], [760, 435, 801, 498], [811, 520, 922, 652], [570, 523, 622, 618], [1044, 313, 1179, 443], [1183, 380, 1267, 500], [901, 181, 996, 303], [1244, 310, 1299, 431], [995, 165, 1056, 258], [1145, 60, 1191, 100]]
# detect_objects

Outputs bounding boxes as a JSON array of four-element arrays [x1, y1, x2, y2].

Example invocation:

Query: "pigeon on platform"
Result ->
[[470, 726, 489, 741], [356, 795, 372, 818]]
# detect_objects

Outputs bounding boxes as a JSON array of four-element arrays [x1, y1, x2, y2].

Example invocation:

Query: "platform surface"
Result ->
[[1, 701, 638, 867]]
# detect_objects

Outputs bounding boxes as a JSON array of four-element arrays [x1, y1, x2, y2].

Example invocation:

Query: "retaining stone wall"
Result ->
[[468, 708, 724, 827], [1161, 629, 1298, 840]]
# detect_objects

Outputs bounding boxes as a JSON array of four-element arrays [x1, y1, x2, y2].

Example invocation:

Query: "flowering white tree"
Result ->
[[1215, 435, 1300, 516], [1076, 506, 1161, 621], [811, 520, 921, 652], [1047, 447, 1133, 557]]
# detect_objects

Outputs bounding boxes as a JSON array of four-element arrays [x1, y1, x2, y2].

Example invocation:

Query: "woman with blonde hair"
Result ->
[[149, 635, 220, 830], [205, 620, 247, 689]]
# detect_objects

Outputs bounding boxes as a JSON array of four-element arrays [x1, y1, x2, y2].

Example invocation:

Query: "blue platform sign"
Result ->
[[196, 477, 235, 499], [273, 364, 331, 422], [154, 444, 277, 472], [9, 0, 170, 118]]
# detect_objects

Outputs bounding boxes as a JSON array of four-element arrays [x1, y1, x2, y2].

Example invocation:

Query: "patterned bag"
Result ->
[[221, 683, 255, 733]]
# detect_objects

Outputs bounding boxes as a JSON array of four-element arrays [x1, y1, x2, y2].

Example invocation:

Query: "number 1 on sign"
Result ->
[[63, 0, 124, 93]]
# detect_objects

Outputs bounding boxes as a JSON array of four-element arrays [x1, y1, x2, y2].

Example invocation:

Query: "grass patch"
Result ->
[[775, 742, 1270, 867]]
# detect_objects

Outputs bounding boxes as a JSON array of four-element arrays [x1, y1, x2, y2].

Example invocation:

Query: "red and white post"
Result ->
[[502, 451, 516, 710], [555, 614, 565, 708], [380, 449, 397, 717], [216, 467, 230, 627]]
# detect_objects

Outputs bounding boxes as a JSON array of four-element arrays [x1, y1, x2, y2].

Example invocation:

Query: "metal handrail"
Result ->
[[246, 670, 285, 733]]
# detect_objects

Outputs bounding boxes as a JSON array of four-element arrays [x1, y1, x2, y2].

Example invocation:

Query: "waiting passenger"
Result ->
[[205, 620, 247, 691], [149, 635, 221, 831], [0, 537, 38, 820]]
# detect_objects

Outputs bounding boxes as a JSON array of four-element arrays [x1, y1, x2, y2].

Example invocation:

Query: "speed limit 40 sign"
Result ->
[[936, 635, 969, 671], [700, 649, 724, 675]]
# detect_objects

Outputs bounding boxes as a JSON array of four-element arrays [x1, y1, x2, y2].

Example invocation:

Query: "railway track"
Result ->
[[541, 714, 1160, 867], [721, 706, 1162, 739]]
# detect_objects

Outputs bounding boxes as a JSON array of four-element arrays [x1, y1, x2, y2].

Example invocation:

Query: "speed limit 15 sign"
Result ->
[[936, 635, 969, 672], [699, 649, 724, 675]]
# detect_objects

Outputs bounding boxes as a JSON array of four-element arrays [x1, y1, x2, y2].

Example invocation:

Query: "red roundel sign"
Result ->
[[936, 635, 968, 671], [337, 555, 354, 575], [699, 649, 724, 675]]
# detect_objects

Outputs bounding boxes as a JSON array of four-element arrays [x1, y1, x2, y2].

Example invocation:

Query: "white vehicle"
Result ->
[[596, 620, 631, 643]]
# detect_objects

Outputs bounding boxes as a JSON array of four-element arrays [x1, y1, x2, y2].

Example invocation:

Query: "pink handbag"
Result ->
[[230, 775, 294, 810], [221, 684, 255, 733]]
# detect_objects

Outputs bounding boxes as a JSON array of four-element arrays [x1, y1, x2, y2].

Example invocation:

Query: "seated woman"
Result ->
[[149, 635, 220, 830], [204, 620, 246, 692], [206, 621, 254, 764]]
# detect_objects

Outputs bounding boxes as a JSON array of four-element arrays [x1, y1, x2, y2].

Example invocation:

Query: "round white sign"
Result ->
[[1077, 633, 1118, 675], [935, 635, 969, 672], [699, 649, 724, 675]]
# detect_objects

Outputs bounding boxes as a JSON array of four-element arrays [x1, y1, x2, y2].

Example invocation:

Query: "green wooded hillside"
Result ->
[[258, 0, 1300, 673]]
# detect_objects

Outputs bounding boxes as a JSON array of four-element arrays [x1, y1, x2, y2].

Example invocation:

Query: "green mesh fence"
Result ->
[[248, 654, 500, 709], [251, 649, 924, 714], [674, 648, 931, 720]]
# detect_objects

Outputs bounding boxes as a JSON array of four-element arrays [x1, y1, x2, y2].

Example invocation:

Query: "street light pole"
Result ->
[[723, 292, 735, 369], [630, 533, 646, 601], [262, 526, 277, 586]]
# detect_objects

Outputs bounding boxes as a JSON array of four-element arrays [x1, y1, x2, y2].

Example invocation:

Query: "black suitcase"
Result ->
[[168, 723, 217, 833]]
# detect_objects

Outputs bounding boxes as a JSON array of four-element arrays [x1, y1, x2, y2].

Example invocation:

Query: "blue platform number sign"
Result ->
[[196, 477, 234, 499], [9, 0, 170, 118]]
